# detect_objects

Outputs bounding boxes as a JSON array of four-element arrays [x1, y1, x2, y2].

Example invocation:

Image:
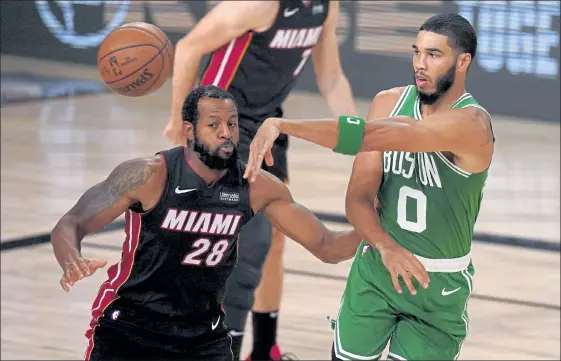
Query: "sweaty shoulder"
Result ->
[[367, 86, 409, 119]]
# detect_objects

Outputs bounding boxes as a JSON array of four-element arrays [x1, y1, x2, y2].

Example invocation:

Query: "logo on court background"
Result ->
[[35, 0, 130, 49]]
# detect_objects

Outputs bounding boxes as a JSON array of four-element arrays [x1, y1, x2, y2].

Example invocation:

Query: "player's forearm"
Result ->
[[319, 73, 358, 117], [320, 229, 362, 264], [266, 201, 356, 264], [345, 197, 397, 251], [278, 118, 340, 150], [276, 116, 420, 155], [51, 215, 86, 266], [170, 40, 202, 119]]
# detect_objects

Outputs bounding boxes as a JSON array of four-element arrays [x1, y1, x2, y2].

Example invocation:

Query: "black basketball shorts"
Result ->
[[85, 306, 232, 361]]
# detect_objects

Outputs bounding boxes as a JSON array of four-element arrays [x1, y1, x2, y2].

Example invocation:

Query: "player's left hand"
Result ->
[[244, 117, 282, 182], [59, 252, 107, 292], [377, 242, 430, 295]]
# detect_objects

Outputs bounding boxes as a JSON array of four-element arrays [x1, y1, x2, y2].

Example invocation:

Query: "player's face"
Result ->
[[193, 97, 239, 170], [412, 31, 457, 105]]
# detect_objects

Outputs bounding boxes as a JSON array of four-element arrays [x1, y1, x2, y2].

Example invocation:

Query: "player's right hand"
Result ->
[[244, 117, 281, 182], [377, 242, 430, 295], [164, 118, 188, 146], [59, 248, 107, 292]]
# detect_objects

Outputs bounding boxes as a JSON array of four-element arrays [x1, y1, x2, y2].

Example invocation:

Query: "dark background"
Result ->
[[1, 0, 559, 122]]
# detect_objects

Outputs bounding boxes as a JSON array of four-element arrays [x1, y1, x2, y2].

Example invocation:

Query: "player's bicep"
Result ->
[[413, 107, 493, 153], [63, 156, 161, 235], [346, 151, 384, 204], [180, 1, 274, 56]]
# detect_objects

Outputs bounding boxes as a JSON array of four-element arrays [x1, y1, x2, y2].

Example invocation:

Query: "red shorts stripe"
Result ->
[[200, 32, 253, 89], [84, 211, 142, 360]]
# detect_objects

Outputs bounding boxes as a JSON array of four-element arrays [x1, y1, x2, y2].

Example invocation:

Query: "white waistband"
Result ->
[[414, 252, 471, 273]]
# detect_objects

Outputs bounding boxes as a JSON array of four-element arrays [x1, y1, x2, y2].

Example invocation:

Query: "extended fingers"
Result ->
[[244, 141, 263, 181], [60, 274, 71, 292], [399, 271, 417, 295], [407, 256, 430, 289], [86, 259, 108, 273], [66, 261, 85, 280], [389, 270, 402, 294]]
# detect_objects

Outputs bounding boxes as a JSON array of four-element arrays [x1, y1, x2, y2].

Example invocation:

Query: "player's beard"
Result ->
[[416, 62, 456, 106], [193, 135, 238, 170]]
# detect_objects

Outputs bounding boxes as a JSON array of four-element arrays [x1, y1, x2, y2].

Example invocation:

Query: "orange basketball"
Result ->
[[97, 22, 174, 97]]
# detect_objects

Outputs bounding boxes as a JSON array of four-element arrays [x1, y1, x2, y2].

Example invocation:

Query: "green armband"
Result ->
[[333, 115, 365, 155]]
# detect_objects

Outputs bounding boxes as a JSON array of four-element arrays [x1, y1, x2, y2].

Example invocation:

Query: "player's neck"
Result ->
[[185, 149, 228, 184], [420, 84, 467, 117]]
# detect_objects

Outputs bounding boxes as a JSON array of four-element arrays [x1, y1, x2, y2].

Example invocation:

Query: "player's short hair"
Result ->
[[181, 85, 237, 125], [420, 13, 477, 59]]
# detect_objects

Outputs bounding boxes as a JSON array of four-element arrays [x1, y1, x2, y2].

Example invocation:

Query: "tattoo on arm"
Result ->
[[67, 156, 160, 224]]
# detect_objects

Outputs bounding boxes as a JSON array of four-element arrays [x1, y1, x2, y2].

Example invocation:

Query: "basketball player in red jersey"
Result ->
[[164, 1, 357, 360]]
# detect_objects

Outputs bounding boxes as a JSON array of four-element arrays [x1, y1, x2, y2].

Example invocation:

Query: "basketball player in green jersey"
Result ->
[[243, 13, 495, 360]]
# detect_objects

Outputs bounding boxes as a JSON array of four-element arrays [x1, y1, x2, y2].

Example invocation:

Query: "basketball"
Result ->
[[97, 22, 174, 97]]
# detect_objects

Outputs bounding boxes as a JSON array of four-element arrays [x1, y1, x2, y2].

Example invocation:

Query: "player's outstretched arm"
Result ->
[[166, 1, 277, 144], [244, 90, 494, 181], [249, 170, 361, 264], [50, 155, 164, 291]]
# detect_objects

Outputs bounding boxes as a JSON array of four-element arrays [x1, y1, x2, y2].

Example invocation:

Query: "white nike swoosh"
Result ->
[[441, 287, 461, 296], [211, 315, 220, 330], [175, 187, 197, 194], [284, 8, 299, 17]]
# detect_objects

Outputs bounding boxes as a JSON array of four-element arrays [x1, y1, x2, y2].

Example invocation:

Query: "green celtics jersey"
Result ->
[[378, 85, 491, 259]]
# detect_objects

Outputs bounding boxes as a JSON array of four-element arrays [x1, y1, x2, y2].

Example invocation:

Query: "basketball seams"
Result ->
[[120, 25, 172, 94], [98, 23, 173, 96], [103, 44, 165, 85], [120, 25, 173, 65], [141, 42, 168, 93], [98, 44, 158, 64]]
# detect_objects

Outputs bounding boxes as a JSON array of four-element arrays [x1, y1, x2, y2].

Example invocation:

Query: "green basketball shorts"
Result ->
[[332, 242, 475, 360]]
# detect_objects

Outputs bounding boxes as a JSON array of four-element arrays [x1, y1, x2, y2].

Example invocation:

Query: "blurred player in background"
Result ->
[[165, 1, 357, 360], [243, 13, 495, 360]]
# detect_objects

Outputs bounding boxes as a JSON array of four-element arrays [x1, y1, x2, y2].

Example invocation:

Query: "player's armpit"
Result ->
[[250, 171, 361, 264]]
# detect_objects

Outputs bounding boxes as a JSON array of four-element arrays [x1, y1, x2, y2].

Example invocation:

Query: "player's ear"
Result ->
[[457, 53, 471, 73], [183, 121, 194, 142]]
